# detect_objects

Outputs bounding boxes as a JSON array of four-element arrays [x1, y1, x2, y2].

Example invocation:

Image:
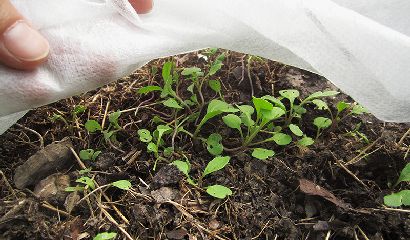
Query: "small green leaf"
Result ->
[[279, 89, 300, 103], [138, 85, 162, 94], [253, 97, 273, 119], [172, 160, 190, 176], [162, 61, 173, 84], [73, 105, 86, 115], [271, 133, 292, 146], [208, 79, 221, 93], [92, 151, 101, 161], [207, 99, 238, 114], [298, 136, 315, 147], [85, 120, 102, 133], [207, 133, 223, 156], [261, 95, 286, 110], [79, 149, 94, 161], [304, 90, 339, 102], [79, 168, 91, 175], [111, 180, 132, 190], [384, 192, 404, 207], [313, 117, 332, 129], [102, 130, 114, 141], [181, 67, 203, 76], [293, 105, 307, 115], [351, 104, 368, 115], [222, 114, 241, 129], [163, 147, 174, 157], [289, 124, 303, 137], [336, 101, 350, 113], [312, 99, 329, 110], [157, 125, 172, 139], [187, 83, 195, 93], [252, 148, 275, 160], [93, 232, 117, 240], [206, 185, 232, 199], [203, 156, 230, 177], [237, 105, 254, 115], [396, 163, 410, 186], [261, 107, 286, 122], [147, 142, 158, 153], [65, 186, 84, 192], [109, 111, 121, 128], [163, 98, 183, 109], [76, 177, 95, 189]]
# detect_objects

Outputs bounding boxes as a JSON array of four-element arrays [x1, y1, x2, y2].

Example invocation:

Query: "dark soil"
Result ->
[[1, 50, 410, 240]]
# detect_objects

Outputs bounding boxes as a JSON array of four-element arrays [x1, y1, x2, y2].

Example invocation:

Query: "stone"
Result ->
[[14, 138, 73, 189], [151, 187, 179, 204], [33, 173, 71, 202]]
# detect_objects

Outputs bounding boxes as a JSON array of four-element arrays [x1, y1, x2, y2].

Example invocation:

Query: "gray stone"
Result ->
[[14, 138, 73, 189], [34, 173, 70, 202]]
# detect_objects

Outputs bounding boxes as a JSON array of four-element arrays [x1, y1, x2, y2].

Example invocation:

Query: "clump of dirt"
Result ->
[[1, 50, 409, 239]]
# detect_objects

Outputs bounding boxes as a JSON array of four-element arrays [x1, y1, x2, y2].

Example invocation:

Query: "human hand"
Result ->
[[0, 0, 153, 70]]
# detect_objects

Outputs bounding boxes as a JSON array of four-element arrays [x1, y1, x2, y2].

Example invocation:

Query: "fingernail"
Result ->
[[129, 0, 153, 14], [3, 20, 49, 62]]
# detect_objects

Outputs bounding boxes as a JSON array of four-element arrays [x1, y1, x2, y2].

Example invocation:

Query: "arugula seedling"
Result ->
[[79, 149, 101, 161], [313, 117, 332, 139], [84, 111, 122, 144], [93, 232, 117, 240], [206, 133, 224, 156], [252, 148, 275, 160]]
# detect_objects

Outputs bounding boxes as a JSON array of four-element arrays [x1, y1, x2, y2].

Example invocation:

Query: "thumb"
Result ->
[[0, 0, 49, 70]]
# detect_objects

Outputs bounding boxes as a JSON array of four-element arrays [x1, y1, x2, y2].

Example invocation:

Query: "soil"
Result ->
[[1, 50, 410, 240]]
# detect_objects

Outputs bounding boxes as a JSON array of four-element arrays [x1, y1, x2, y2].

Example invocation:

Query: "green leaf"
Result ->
[[208, 79, 221, 93], [396, 163, 410, 186], [311, 99, 329, 110], [279, 89, 300, 103], [261, 95, 286, 110], [304, 90, 339, 102], [163, 147, 174, 157], [147, 142, 158, 153], [216, 53, 225, 62], [138, 129, 152, 143], [187, 83, 195, 93], [351, 104, 369, 115], [76, 177, 95, 189], [109, 111, 121, 128], [92, 151, 101, 161], [79, 149, 94, 161], [207, 99, 238, 114], [65, 186, 84, 192], [203, 156, 230, 177], [102, 130, 114, 141], [162, 61, 173, 84], [238, 105, 255, 127], [93, 232, 117, 240], [111, 180, 132, 190], [207, 133, 224, 156], [138, 85, 162, 94], [252, 148, 275, 160], [293, 105, 307, 115], [384, 190, 410, 207], [237, 105, 254, 115], [73, 105, 86, 115], [172, 160, 190, 176], [261, 107, 286, 123], [289, 124, 303, 137], [222, 114, 241, 129], [313, 117, 332, 129], [298, 136, 315, 147], [157, 125, 172, 140], [336, 101, 350, 113], [253, 97, 273, 119], [79, 168, 91, 175], [85, 120, 102, 133], [206, 185, 232, 199], [181, 67, 203, 76], [271, 133, 292, 146], [163, 98, 183, 109]]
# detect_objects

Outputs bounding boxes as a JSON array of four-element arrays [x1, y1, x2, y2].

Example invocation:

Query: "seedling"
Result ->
[[138, 124, 172, 170], [173, 156, 232, 199], [79, 149, 101, 161], [85, 111, 122, 143], [384, 163, 410, 207], [49, 104, 87, 130], [313, 117, 332, 139], [252, 148, 275, 160], [334, 101, 369, 123], [93, 232, 117, 240], [206, 133, 224, 156]]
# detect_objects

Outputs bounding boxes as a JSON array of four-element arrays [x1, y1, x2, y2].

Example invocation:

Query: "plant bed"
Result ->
[[1, 50, 410, 240]]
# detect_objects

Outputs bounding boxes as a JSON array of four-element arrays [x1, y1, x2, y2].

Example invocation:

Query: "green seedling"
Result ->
[[252, 148, 275, 160], [334, 101, 369, 123], [208, 79, 223, 99], [344, 123, 369, 143], [50, 105, 87, 130], [173, 156, 232, 199], [79, 149, 101, 161], [193, 99, 238, 137], [138, 124, 172, 170], [313, 117, 332, 139], [85, 111, 122, 143], [384, 163, 410, 207], [206, 133, 224, 156], [111, 180, 132, 190], [93, 232, 117, 240]]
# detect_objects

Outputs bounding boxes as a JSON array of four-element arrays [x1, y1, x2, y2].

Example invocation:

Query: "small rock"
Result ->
[[33, 173, 70, 202], [166, 229, 187, 240], [151, 187, 179, 204], [64, 191, 80, 213], [14, 138, 73, 189], [313, 221, 329, 231], [152, 164, 183, 188], [208, 219, 220, 230]]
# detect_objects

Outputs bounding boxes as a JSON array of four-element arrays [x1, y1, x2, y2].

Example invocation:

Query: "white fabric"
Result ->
[[1, 0, 409, 134]]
